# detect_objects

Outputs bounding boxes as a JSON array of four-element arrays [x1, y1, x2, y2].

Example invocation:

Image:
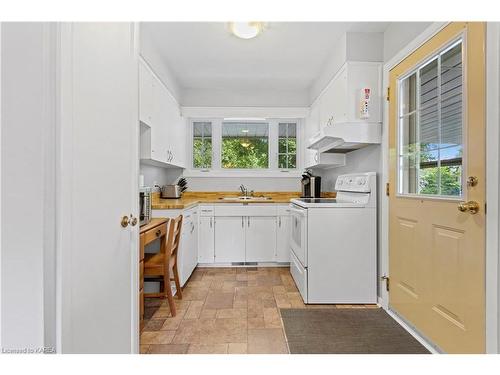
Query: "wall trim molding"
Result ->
[[181, 106, 310, 119]]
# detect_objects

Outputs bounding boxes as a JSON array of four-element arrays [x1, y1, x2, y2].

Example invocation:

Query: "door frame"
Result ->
[[380, 22, 500, 353]]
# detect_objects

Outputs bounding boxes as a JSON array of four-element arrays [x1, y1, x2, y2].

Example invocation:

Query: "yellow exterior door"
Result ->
[[388, 23, 486, 353]]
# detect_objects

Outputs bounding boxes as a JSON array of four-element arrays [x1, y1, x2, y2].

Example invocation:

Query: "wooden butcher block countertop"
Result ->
[[151, 191, 336, 210]]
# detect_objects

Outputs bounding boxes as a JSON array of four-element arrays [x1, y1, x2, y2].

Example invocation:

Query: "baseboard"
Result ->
[[197, 262, 290, 268]]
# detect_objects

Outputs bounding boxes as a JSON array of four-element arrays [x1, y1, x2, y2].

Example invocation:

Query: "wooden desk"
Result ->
[[139, 218, 169, 331]]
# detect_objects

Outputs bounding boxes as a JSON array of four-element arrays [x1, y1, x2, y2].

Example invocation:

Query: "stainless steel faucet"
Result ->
[[239, 184, 254, 197]]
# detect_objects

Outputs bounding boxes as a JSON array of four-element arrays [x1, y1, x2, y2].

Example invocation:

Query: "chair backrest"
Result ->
[[165, 214, 183, 262]]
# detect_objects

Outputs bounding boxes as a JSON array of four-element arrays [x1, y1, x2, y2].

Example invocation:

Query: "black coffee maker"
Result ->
[[301, 170, 321, 198]]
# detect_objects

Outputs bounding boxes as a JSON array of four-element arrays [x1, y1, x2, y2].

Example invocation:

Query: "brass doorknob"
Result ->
[[457, 201, 480, 214], [121, 215, 130, 227]]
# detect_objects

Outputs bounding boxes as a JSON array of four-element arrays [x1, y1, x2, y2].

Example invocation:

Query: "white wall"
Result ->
[[140, 25, 182, 101], [309, 32, 384, 103], [140, 164, 182, 189], [383, 22, 433, 62], [1, 22, 56, 352], [185, 177, 300, 192], [182, 88, 309, 107]]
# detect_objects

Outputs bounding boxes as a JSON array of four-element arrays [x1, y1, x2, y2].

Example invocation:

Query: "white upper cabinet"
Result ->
[[308, 61, 382, 153], [139, 59, 186, 168], [139, 62, 154, 126], [319, 62, 381, 129], [319, 66, 348, 127]]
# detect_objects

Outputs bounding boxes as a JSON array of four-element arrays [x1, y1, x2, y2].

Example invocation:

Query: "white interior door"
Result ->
[[58, 23, 139, 353]]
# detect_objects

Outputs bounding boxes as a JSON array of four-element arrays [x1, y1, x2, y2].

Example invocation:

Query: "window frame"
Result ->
[[185, 118, 302, 177], [395, 34, 467, 201]]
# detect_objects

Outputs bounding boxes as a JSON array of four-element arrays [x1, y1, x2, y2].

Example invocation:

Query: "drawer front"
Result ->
[[290, 251, 307, 303], [199, 205, 214, 216], [214, 204, 277, 217], [139, 260, 144, 290], [277, 205, 291, 216], [140, 233, 145, 261], [144, 223, 167, 244]]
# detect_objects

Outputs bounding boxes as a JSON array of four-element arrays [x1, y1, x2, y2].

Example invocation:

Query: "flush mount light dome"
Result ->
[[229, 22, 265, 39]]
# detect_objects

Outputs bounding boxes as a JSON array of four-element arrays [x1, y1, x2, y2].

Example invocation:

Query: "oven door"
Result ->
[[289, 204, 307, 267]]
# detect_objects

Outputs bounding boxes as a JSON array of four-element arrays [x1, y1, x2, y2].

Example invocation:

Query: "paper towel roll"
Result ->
[[139, 174, 145, 187]]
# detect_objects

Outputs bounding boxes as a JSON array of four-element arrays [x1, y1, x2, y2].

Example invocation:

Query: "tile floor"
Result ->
[[140, 267, 377, 354]]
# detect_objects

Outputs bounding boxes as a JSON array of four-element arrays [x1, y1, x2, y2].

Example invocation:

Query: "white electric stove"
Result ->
[[288, 172, 377, 304]]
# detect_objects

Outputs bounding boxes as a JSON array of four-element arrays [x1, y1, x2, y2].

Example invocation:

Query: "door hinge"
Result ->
[[386, 87, 390, 101], [386, 182, 390, 196], [381, 275, 390, 292]]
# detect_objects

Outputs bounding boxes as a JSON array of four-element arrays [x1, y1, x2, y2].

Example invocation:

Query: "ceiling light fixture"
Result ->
[[229, 22, 265, 39], [241, 129, 249, 133]]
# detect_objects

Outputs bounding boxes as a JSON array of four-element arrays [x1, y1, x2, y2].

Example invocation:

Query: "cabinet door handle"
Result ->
[[241, 216, 244, 228], [247, 217, 250, 227], [210, 217, 213, 228], [278, 217, 281, 227], [155, 229, 161, 237]]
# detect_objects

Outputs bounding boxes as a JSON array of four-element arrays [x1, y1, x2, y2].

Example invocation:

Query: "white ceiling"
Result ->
[[142, 22, 389, 106]]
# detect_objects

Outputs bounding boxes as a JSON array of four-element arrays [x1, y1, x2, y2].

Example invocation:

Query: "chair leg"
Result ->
[[173, 263, 182, 300], [164, 268, 176, 317]]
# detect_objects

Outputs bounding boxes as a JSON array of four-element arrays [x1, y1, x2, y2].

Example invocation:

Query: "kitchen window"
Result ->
[[189, 118, 300, 176], [278, 122, 297, 169], [221, 122, 269, 169], [397, 39, 464, 198]]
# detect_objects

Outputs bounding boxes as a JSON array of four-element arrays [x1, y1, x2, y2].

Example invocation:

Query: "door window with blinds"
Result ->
[[397, 39, 464, 198]]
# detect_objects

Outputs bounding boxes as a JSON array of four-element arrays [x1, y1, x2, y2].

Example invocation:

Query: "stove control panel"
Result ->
[[335, 173, 374, 193]]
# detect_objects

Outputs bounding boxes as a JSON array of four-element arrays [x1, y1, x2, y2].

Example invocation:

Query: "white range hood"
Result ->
[[307, 122, 382, 153]]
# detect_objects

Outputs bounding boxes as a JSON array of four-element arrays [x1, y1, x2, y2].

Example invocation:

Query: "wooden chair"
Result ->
[[144, 215, 183, 317]]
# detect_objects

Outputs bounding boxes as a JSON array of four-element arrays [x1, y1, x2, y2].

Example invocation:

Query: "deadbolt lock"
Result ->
[[467, 176, 478, 187], [457, 201, 480, 214]]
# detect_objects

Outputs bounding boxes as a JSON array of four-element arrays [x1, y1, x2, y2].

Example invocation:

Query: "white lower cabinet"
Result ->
[[198, 216, 215, 263], [178, 209, 198, 286], [154, 204, 291, 266], [214, 216, 246, 263], [245, 216, 277, 262], [276, 214, 291, 262]]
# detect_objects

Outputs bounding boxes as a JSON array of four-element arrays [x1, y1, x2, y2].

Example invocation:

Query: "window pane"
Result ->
[[193, 121, 212, 169], [441, 42, 462, 147], [397, 40, 463, 198], [400, 73, 416, 115], [278, 138, 287, 153], [278, 122, 297, 170], [278, 154, 287, 169], [439, 165, 462, 196], [221, 122, 269, 169], [419, 58, 438, 109]]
